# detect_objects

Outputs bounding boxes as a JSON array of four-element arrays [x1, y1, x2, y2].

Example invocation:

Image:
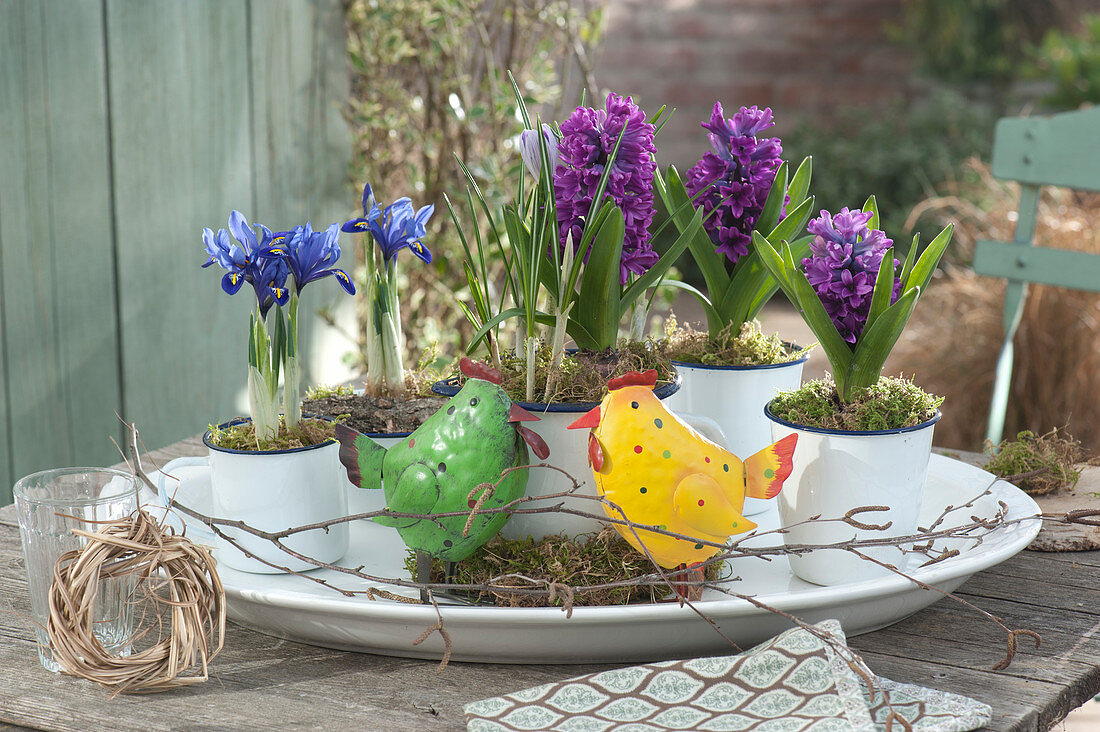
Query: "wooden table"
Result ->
[[2, 440, 1099, 731]]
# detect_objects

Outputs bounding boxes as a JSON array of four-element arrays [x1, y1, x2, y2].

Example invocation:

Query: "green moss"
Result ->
[[984, 429, 1083, 496], [408, 529, 724, 607], [207, 416, 338, 452], [662, 318, 810, 367], [769, 376, 942, 432], [469, 340, 676, 405], [304, 383, 354, 400]]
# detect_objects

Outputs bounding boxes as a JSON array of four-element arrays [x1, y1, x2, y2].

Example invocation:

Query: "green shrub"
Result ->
[[1030, 13, 1100, 110], [783, 90, 995, 239], [344, 1, 604, 370]]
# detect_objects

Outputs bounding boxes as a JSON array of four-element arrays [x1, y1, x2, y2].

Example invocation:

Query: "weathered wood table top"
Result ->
[[1, 440, 1099, 731]]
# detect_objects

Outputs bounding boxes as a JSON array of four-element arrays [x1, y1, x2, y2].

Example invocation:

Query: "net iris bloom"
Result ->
[[341, 182, 434, 263], [280, 222, 355, 295], [202, 210, 289, 316]]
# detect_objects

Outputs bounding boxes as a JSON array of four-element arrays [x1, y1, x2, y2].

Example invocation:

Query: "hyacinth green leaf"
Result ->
[[845, 286, 920, 396], [620, 205, 703, 317], [752, 232, 853, 388], [734, 234, 815, 323], [755, 161, 789, 236], [659, 165, 730, 301], [900, 231, 919, 289], [863, 247, 896, 336], [787, 156, 813, 207], [862, 195, 880, 231], [750, 230, 795, 298], [575, 203, 625, 350], [785, 258, 854, 391], [905, 224, 954, 292], [765, 195, 815, 248], [661, 279, 721, 327]]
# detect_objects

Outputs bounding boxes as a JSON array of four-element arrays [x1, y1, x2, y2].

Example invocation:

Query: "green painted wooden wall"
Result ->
[[0, 0, 351, 504]]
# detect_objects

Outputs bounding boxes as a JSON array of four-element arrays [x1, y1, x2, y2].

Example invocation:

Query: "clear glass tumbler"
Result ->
[[14, 467, 139, 672]]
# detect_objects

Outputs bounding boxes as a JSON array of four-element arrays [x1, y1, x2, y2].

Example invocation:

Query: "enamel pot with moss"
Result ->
[[432, 370, 726, 541], [765, 404, 941, 586], [668, 350, 807, 516], [158, 417, 349, 574]]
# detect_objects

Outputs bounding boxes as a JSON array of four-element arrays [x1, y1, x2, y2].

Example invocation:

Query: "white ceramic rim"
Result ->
[[764, 401, 943, 437], [203, 416, 339, 456], [217, 455, 1040, 625]]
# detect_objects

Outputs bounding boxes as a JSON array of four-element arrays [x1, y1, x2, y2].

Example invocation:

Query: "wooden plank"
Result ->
[[106, 0, 254, 452], [0, 0, 73, 496], [248, 0, 352, 388], [973, 240, 1100, 293], [991, 108, 1100, 192], [0, 0, 25, 500], [41, 0, 123, 474]]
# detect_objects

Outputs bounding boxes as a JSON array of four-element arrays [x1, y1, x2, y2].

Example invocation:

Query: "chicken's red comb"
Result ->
[[607, 370, 658, 391], [460, 357, 503, 384]]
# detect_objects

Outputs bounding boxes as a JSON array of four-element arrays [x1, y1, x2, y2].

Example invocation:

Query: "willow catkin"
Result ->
[[47, 508, 225, 696]]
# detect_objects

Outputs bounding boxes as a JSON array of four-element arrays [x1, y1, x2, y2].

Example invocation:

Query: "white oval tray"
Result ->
[[150, 454, 1040, 664]]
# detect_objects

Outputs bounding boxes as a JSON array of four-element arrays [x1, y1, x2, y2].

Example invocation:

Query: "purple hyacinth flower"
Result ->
[[802, 207, 899, 344], [553, 92, 657, 284], [685, 103, 784, 264]]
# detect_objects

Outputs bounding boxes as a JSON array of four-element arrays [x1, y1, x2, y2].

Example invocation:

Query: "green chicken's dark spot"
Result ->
[[470, 397, 479, 407], [447, 406, 455, 415], [631, 401, 639, 409], [438, 462, 446, 473], [443, 539, 452, 548], [654, 418, 663, 429]]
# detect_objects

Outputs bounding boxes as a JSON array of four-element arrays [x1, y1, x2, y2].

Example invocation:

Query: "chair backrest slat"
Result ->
[[991, 107, 1100, 192], [973, 107, 1100, 445]]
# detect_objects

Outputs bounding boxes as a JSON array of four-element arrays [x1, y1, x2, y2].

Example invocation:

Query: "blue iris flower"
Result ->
[[341, 182, 434, 263], [280, 222, 355, 295], [202, 210, 289, 316]]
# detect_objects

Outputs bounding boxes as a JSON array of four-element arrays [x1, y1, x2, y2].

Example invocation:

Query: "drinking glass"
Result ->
[[14, 467, 139, 672]]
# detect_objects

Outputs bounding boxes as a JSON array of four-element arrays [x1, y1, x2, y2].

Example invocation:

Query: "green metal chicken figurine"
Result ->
[[335, 358, 549, 594]]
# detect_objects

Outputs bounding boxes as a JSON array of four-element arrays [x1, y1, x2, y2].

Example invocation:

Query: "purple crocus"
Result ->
[[519, 123, 560, 179], [802, 207, 898, 344], [202, 210, 289, 316], [553, 93, 657, 283], [685, 103, 784, 264]]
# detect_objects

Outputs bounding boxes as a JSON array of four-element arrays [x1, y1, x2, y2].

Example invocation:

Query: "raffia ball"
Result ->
[[47, 508, 226, 694]]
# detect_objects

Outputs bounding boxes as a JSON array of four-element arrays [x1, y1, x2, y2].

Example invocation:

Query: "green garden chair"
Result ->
[[973, 105, 1100, 445]]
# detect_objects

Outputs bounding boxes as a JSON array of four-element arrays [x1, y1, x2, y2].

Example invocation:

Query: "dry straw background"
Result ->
[[890, 159, 1100, 453]]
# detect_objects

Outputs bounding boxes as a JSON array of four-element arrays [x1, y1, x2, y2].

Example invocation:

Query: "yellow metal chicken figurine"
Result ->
[[567, 370, 797, 595]]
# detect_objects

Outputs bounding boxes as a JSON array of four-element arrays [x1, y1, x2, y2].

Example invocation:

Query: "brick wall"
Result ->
[[593, 0, 917, 169]]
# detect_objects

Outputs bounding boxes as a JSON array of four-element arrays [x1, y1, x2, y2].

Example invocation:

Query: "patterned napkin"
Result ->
[[464, 620, 990, 731]]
